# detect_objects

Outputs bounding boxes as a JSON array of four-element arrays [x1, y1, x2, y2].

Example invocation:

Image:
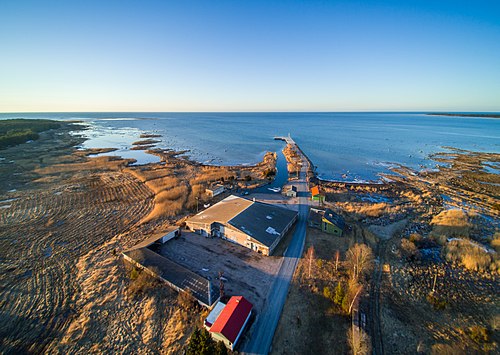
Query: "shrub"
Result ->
[[426, 293, 447, 310], [215, 341, 228, 355], [400, 238, 420, 261], [347, 327, 371, 355], [409, 233, 423, 244], [469, 325, 489, 344], [0, 119, 60, 149], [316, 259, 324, 268], [445, 239, 492, 272], [491, 232, 500, 253], [343, 202, 388, 218], [130, 267, 139, 280], [431, 343, 466, 355], [263, 168, 276, 178], [244, 175, 252, 181], [128, 269, 157, 298], [323, 286, 333, 301], [431, 209, 470, 238], [178, 289, 197, 311]]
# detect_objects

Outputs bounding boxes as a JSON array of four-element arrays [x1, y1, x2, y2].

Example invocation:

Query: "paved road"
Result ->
[[242, 144, 310, 355], [370, 242, 387, 355]]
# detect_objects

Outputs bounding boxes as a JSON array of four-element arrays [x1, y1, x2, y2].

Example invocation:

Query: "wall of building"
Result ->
[[222, 226, 270, 255], [269, 213, 298, 255], [160, 228, 179, 243], [246, 236, 270, 255], [322, 220, 342, 236], [206, 186, 225, 197], [222, 225, 250, 247], [210, 332, 233, 350], [186, 221, 210, 236]]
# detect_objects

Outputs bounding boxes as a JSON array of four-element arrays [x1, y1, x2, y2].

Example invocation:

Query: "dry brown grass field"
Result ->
[[275, 149, 499, 354], [350, 151, 498, 353], [0, 123, 277, 353], [271, 228, 359, 355]]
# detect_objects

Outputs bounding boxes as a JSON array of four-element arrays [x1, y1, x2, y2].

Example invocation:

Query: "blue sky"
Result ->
[[1, 0, 499, 112]]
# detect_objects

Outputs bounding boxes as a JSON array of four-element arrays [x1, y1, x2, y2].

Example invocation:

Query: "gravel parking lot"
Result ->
[[154, 232, 283, 312]]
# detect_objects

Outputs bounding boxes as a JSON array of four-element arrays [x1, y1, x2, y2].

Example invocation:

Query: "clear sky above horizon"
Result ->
[[1, 0, 499, 112]]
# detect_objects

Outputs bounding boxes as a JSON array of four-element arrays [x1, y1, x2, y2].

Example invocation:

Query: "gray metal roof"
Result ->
[[187, 195, 253, 225], [323, 209, 345, 230], [126, 226, 180, 251], [124, 247, 219, 306], [228, 202, 298, 247]]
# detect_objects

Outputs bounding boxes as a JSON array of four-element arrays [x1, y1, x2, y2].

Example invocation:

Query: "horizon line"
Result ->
[[1, 110, 500, 114]]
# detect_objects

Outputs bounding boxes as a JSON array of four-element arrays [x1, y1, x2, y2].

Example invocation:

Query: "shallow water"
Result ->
[[1, 112, 499, 181]]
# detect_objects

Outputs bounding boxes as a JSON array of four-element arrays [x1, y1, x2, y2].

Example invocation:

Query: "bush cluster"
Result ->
[[426, 292, 447, 310], [187, 327, 227, 355], [0, 119, 60, 149]]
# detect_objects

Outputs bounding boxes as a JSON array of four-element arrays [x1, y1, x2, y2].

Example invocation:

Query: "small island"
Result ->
[[427, 112, 500, 119]]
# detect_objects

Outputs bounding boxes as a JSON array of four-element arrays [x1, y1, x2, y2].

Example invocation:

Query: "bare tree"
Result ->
[[305, 246, 316, 279], [348, 283, 363, 314], [345, 243, 374, 281], [335, 250, 340, 272], [347, 327, 371, 355]]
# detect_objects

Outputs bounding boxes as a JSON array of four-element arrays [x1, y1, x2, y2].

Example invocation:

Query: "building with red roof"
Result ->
[[310, 186, 324, 203], [209, 296, 253, 350]]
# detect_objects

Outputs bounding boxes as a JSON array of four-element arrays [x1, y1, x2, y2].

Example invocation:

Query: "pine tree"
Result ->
[[187, 328, 202, 355], [187, 327, 217, 355], [199, 328, 215, 354], [215, 341, 228, 355], [341, 293, 350, 314], [334, 282, 345, 305]]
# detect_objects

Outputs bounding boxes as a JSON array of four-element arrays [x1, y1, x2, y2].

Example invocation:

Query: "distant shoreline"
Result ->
[[427, 113, 500, 119]]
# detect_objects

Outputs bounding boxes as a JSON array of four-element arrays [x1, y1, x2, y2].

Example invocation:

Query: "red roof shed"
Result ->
[[209, 296, 253, 349]]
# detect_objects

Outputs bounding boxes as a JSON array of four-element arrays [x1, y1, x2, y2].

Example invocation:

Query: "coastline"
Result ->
[[427, 112, 500, 119], [0, 120, 282, 353], [1, 120, 499, 353]]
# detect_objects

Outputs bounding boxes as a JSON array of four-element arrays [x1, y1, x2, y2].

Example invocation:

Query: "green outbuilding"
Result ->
[[321, 209, 345, 236], [308, 208, 345, 236]]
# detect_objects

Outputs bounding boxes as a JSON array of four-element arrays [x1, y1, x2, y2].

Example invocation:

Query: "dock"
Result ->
[[274, 135, 316, 178], [274, 135, 295, 144]]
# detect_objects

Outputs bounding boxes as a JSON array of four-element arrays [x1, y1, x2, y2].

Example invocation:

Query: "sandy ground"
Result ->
[[156, 232, 282, 313]]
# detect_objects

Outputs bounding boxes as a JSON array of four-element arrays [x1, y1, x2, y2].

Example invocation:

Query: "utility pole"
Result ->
[[219, 271, 225, 300], [432, 273, 438, 293]]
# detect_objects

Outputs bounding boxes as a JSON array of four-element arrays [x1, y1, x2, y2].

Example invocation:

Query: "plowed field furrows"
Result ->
[[0, 172, 154, 353]]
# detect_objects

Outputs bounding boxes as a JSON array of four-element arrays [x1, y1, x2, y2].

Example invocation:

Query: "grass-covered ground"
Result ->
[[0, 119, 60, 149]]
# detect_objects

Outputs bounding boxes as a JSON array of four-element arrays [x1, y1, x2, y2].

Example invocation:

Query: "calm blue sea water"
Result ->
[[1, 112, 499, 182]]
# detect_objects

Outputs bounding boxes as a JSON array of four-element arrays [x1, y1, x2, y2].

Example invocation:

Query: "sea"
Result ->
[[1, 112, 499, 183]]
